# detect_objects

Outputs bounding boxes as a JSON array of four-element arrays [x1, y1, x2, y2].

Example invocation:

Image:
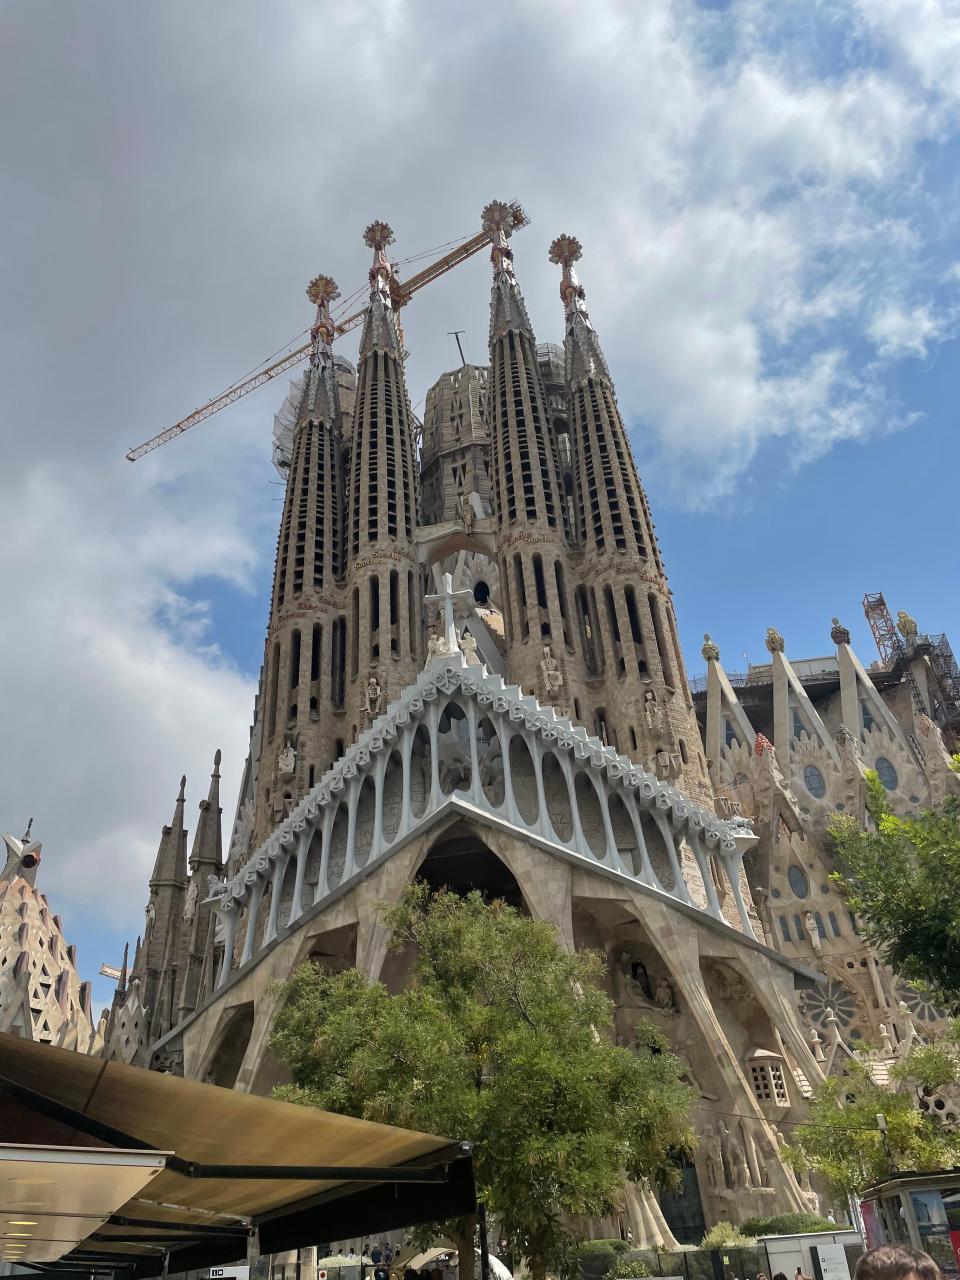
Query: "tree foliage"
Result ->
[[700, 1221, 751, 1247], [830, 773, 960, 1009], [785, 1049, 960, 1199], [270, 885, 694, 1280]]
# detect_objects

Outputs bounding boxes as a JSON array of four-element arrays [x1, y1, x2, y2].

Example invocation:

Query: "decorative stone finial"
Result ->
[[213, 748, 222, 773], [548, 234, 582, 267], [178, 775, 187, 800], [823, 1006, 842, 1044], [481, 199, 514, 238], [765, 627, 785, 654], [702, 633, 720, 662], [362, 220, 395, 252], [21, 817, 33, 842], [879, 1023, 894, 1054], [830, 617, 851, 646], [810, 1027, 826, 1062], [306, 274, 340, 306]]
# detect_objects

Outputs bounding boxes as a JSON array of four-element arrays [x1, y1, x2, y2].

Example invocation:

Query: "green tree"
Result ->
[[270, 885, 694, 1280], [830, 772, 960, 1009], [785, 1048, 960, 1199]]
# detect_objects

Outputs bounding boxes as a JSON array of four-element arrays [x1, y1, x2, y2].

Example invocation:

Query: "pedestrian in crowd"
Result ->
[[773, 1270, 789, 1280], [403, 1267, 417, 1280], [854, 1246, 941, 1280], [372, 1245, 383, 1265], [757, 1271, 769, 1280]]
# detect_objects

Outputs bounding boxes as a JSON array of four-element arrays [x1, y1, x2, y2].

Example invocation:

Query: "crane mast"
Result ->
[[126, 202, 529, 463]]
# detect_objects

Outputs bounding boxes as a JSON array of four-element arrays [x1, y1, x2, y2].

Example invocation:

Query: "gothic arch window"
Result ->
[[803, 764, 826, 797], [788, 864, 810, 898], [875, 757, 898, 791]]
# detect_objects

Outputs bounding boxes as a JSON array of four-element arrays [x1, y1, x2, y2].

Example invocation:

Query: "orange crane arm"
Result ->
[[125, 202, 528, 463]]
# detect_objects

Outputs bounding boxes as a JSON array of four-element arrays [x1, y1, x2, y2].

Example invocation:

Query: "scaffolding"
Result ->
[[863, 592, 960, 743]]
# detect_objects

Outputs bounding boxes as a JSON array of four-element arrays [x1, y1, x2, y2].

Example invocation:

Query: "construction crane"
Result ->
[[125, 202, 530, 463]]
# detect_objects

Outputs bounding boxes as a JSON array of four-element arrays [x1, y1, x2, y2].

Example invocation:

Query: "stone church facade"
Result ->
[[99, 202, 960, 1241]]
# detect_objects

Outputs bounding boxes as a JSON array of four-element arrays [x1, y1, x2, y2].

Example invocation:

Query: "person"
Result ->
[[773, 1272, 789, 1280], [372, 1246, 383, 1265], [403, 1268, 417, 1280], [854, 1246, 941, 1280]]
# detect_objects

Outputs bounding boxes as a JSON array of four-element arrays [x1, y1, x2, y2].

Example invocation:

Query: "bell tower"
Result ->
[[549, 234, 711, 802], [254, 273, 348, 842], [343, 221, 422, 739]]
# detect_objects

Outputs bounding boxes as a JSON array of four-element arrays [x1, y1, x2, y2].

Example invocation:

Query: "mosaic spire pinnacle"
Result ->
[[549, 234, 609, 385]]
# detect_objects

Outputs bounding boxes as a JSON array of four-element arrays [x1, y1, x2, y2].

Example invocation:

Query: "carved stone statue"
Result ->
[[462, 500, 475, 534], [654, 977, 676, 1012], [183, 877, 199, 925], [701, 633, 720, 662], [701, 1124, 724, 1190], [361, 674, 382, 725], [536, 645, 568, 715], [653, 747, 679, 780], [720, 1121, 753, 1189], [765, 627, 785, 654], [897, 610, 919, 648], [459, 631, 484, 668], [803, 910, 823, 957], [830, 617, 851, 646], [277, 739, 297, 778], [643, 690, 664, 732], [426, 630, 451, 660]]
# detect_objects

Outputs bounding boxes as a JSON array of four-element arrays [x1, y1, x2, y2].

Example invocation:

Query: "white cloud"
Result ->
[[868, 301, 947, 357]]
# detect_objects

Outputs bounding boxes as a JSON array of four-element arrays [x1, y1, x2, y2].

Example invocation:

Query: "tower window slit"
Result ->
[[514, 554, 530, 641], [408, 570, 417, 660], [554, 560, 574, 651], [369, 575, 380, 659], [332, 616, 346, 709], [289, 629, 301, 689], [267, 642, 280, 740], [310, 623, 322, 682], [604, 586, 625, 676], [648, 592, 675, 688], [532, 554, 550, 638], [351, 587, 360, 679], [575, 586, 598, 676], [389, 570, 399, 655]]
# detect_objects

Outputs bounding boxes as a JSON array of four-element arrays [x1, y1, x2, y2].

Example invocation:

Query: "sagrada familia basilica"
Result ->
[[4, 201, 960, 1243]]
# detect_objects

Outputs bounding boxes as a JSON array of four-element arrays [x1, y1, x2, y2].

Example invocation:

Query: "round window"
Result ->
[[787, 864, 809, 899], [803, 764, 826, 798], [875, 757, 898, 791]]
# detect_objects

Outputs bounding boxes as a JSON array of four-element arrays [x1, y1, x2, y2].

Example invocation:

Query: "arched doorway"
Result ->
[[205, 1003, 255, 1088], [417, 824, 527, 912]]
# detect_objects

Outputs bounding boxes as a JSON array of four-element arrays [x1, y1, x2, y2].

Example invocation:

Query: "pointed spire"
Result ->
[[22, 817, 33, 842], [118, 940, 129, 994], [548, 234, 610, 385], [306, 273, 340, 367], [358, 220, 402, 360], [189, 749, 223, 874], [149, 775, 188, 890], [483, 199, 535, 343]]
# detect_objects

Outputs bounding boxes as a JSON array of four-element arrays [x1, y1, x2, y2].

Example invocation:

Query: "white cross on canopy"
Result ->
[[424, 571, 474, 653]]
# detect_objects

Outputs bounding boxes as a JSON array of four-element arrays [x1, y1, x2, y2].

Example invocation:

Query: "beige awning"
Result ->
[[0, 1034, 474, 1276]]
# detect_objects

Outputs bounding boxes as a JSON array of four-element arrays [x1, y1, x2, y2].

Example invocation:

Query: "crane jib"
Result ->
[[125, 203, 529, 463]]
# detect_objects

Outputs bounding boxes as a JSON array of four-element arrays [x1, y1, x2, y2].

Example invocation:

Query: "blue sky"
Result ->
[[1, 0, 959, 1017]]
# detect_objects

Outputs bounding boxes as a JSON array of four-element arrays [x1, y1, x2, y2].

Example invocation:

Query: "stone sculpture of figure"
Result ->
[[277, 740, 297, 778], [183, 877, 199, 925], [426, 630, 450, 660], [536, 645, 568, 713], [653, 748, 673, 780], [613, 953, 652, 1005], [654, 977, 676, 1012], [803, 910, 823, 957], [720, 1121, 752, 1189], [643, 689, 664, 732], [145, 901, 156, 926], [459, 631, 483, 668], [462, 499, 475, 534], [897, 609, 919, 648], [701, 1124, 724, 1190], [361, 674, 382, 725]]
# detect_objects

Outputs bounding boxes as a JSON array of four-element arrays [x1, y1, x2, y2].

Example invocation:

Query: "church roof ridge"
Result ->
[[215, 652, 752, 905]]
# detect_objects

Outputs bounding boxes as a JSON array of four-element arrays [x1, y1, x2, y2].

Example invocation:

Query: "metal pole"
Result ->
[[448, 331, 467, 367], [477, 1201, 491, 1280]]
